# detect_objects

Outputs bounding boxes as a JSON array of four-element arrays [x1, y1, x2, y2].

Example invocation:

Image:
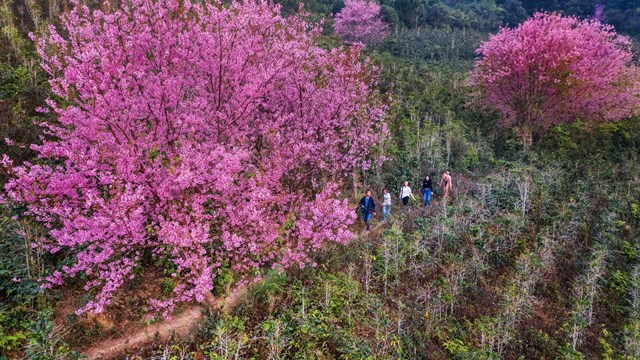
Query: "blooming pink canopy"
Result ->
[[334, 0, 389, 46], [3, 0, 386, 316], [471, 12, 640, 145]]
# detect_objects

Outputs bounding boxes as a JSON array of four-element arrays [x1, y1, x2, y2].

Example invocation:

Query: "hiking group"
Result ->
[[357, 171, 453, 231]]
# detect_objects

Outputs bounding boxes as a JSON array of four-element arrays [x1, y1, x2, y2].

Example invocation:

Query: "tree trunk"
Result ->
[[518, 125, 533, 152], [203, 290, 221, 310]]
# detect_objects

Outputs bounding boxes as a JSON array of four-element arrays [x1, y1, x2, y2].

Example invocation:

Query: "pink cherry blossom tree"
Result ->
[[334, 0, 389, 46], [471, 12, 640, 148], [2, 0, 386, 316]]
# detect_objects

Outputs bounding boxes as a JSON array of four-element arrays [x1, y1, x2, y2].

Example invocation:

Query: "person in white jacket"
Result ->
[[382, 189, 391, 221], [400, 181, 412, 207]]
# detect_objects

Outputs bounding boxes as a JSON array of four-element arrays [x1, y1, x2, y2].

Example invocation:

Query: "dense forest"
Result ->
[[2, 0, 640, 359]]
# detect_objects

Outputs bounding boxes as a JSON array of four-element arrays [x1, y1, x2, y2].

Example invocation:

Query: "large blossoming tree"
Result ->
[[334, 0, 389, 46], [471, 12, 640, 148], [2, 0, 386, 316]]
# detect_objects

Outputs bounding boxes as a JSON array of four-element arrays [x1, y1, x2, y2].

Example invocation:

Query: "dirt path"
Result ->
[[84, 306, 203, 359], [83, 285, 248, 359]]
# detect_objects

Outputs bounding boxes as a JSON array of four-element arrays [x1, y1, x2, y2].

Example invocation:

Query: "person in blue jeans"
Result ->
[[382, 189, 391, 221], [358, 190, 376, 231], [422, 175, 432, 207]]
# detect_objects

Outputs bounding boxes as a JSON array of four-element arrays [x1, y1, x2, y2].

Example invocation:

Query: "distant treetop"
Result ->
[[471, 12, 640, 148], [334, 0, 389, 46]]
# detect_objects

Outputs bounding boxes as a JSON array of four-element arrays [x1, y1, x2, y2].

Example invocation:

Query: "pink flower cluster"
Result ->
[[334, 0, 389, 46], [471, 12, 640, 133], [3, 0, 386, 315]]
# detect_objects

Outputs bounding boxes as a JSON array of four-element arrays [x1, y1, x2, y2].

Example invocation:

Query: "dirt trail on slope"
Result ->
[[84, 306, 203, 359], [83, 286, 248, 359]]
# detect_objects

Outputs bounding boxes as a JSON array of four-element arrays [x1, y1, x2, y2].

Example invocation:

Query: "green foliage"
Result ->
[[0, 64, 30, 99], [559, 344, 585, 359], [442, 338, 468, 355], [609, 270, 628, 296], [381, 27, 485, 65], [213, 264, 235, 296], [599, 328, 615, 360], [0, 328, 26, 353], [160, 278, 176, 296], [198, 315, 250, 360], [23, 310, 80, 360], [499, 0, 528, 26], [631, 204, 640, 220], [380, 5, 401, 29]]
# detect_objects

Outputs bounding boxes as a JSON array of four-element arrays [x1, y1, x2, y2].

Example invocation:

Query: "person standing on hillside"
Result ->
[[440, 170, 453, 198], [421, 175, 433, 207], [382, 189, 391, 222], [400, 181, 413, 208], [358, 190, 376, 231]]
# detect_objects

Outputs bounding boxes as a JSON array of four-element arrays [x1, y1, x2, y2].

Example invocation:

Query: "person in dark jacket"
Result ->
[[422, 175, 433, 207], [358, 190, 376, 231]]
